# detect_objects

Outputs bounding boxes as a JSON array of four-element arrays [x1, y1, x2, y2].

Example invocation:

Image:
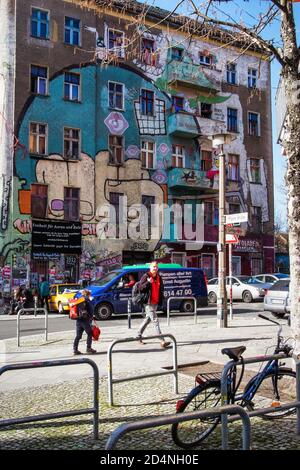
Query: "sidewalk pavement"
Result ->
[[0, 311, 299, 450]]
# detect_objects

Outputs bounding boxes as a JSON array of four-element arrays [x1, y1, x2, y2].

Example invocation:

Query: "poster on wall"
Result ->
[[31, 220, 82, 255]]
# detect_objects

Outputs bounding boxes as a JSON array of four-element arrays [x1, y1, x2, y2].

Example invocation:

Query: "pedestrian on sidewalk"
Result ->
[[39, 277, 50, 312], [136, 261, 170, 349], [73, 289, 97, 355]]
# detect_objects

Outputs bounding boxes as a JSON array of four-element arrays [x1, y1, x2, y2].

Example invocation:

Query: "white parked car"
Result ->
[[253, 273, 290, 284], [264, 279, 290, 318], [207, 276, 271, 304]]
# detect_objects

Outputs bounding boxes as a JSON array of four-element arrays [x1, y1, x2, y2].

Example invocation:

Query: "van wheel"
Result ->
[[208, 292, 217, 304], [94, 303, 113, 320], [181, 300, 196, 313], [242, 290, 253, 303]]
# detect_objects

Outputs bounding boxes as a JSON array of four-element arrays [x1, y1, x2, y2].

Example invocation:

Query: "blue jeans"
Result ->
[[73, 319, 92, 351]]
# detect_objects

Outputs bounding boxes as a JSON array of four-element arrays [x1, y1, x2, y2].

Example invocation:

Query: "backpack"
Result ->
[[69, 297, 89, 320], [132, 282, 148, 306]]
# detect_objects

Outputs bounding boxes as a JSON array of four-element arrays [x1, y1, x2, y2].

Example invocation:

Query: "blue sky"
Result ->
[[143, 0, 300, 227]]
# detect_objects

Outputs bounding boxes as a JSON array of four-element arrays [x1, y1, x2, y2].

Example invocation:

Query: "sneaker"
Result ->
[[160, 341, 171, 349], [86, 347, 97, 354], [73, 350, 82, 355], [136, 336, 144, 344]]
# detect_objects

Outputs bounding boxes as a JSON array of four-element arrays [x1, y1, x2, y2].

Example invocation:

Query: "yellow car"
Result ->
[[49, 284, 81, 313]]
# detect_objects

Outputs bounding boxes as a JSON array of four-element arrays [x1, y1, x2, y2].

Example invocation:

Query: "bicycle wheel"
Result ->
[[171, 380, 221, 449], [245, 369, 296, 419]]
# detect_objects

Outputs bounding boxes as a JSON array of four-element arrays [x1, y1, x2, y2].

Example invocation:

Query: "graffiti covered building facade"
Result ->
[[0, 0, 274, 286]]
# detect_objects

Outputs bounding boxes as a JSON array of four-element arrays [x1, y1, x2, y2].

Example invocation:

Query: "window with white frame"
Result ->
[[29, 123, 47, 155], [31, 65, 48, 95], [141, 141, 155, 169], [172, 144, 185, 168], [226, 62, 237, 85], [64, 128, 80, 160], [108, 82, 124, 110], [199, 53, 212, 66], [64, 72, 80, 101], [248, 68, 257, 88], [248, 112, 260, 136], [109, 135, 124, 164], [64, 17, 80, 46], [31, 8, 49, 39], [108, 29, 125, 57]]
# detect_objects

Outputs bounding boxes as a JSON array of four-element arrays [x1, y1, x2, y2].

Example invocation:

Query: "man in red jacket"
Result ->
[[136, 261, 170, 349]]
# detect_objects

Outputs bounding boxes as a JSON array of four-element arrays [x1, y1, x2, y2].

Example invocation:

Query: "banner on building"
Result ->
[[31, 220, 82, 255]]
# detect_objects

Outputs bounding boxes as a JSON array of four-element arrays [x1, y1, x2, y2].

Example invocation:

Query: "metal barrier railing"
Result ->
[[220, 352, 300, 449], [167, 297, 197, 326], [17, 307, 48, 347], [0, 358, 99, 439], [105, 404, 251, 450], [107, 334, 178, 406]]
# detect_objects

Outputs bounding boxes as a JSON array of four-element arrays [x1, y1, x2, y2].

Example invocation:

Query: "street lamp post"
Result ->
[[211, 133, 235, 328]]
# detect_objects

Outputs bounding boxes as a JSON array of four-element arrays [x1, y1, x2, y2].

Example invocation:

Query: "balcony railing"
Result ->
[[168, 167, 218, 192], [168, 112, 200, 138]]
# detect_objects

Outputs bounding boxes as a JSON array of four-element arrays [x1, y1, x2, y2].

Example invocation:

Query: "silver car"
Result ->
[[253, 273, 290, 284], [264, 279, 290, 318], [207, 276, 271, 303]]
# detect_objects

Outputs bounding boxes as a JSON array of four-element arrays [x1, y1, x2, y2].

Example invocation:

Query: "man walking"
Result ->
[[73, 289, 97, 355], [39, 276, 50, 312], [136, 261, 170, 349]]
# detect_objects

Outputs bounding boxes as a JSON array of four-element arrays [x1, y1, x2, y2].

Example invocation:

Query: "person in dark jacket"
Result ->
[[73, 289, 97, 355], [136, 261, 170, 349]]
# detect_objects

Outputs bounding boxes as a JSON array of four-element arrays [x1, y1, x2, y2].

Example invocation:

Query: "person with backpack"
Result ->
[[73, 289, 97, 355], [135, 261, 170, 349]]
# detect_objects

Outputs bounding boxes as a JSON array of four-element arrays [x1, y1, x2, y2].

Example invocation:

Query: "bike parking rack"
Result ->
[[220, 352, 300, 450], [0, 358, 99, 439], [167, 296, 197, 326], [107, 334, 178, 406], [105, 404, 251, 450], [17, 307, 48, 347]]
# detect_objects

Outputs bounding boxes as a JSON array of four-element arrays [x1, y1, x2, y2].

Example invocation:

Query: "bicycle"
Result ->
[[172, 313, 296, 449]]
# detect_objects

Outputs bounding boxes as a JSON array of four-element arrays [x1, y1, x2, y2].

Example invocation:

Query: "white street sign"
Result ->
[[225, 212, 248, 224], [226, 234, 239, 243]]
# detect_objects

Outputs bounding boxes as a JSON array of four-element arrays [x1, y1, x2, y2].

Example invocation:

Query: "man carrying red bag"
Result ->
[[73, 289, 97, 355]]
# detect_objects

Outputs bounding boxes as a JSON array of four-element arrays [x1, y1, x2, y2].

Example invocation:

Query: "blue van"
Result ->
[[86, 264, 208, 320]]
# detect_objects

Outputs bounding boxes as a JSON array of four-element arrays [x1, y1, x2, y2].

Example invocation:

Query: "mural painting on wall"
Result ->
[[126, 145, 140, 158], [153, 244, 173, 261], [104, 112, 129, 135], [134, 98, 166, 135], [1, 174, 12, 231]]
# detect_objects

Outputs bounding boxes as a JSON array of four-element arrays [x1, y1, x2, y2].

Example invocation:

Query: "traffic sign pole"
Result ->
[[229, 243, 233, 320]]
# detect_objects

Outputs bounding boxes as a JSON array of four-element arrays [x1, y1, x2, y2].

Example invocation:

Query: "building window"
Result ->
[[140, 89, 155, 116], [171, 47, 183, 61], [226, 63, 237, 85], [199, 53, 212, 66], [172, 252, 186, 267], [29, 123, 47, 155], [227, 154, 239, 180], [141, 141, 155, 169], [109, 135, 124, 164], [204, 201, 214, 225], [250, 158, 261, 183], [172, 145, 185, 168], [252, 206, 262, 231], [200, 102, 212, 119], [31, 184, 48, 219], [172, 96, 184, 112], [142, 195, 155, 239], [108, 82, 124, 110], [64, 128, 80, 160], [227, 108, 238, 133], [64, 187, 80, 221], [248, 68, 257, 88], [228, 196, 240, 214], [108, 29, 125, 57], [30, 65, 48, 95], [109, 192, 123, 238], [64, 17, 80, 45], [251, 257, 262, 275], [31, 8, 49, 39], [141, 38, 157, 66], [248, 112, 260, 136], [64, 72, 80, 101], [201, 150, 212, 171]]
